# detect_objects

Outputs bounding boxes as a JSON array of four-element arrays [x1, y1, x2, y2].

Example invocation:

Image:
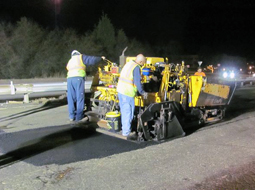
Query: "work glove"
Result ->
[[143, 92, 148, 99]]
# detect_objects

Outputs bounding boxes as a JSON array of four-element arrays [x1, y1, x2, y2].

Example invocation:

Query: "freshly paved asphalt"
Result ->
[[0, 87, 255, 190]]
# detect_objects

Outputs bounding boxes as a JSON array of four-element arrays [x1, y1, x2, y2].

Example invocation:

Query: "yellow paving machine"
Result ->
[[87, 56, 236, 141]]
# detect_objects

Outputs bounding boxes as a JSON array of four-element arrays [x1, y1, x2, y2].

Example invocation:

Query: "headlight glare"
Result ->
[[223, 72, 228, 78], [230, 72, 235, 79]]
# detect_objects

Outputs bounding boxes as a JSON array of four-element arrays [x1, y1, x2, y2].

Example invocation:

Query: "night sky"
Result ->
[[1, 0, 255, 60]]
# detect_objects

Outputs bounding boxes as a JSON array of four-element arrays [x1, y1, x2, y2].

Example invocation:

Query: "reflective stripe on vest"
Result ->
[[66, 55, 86, 78], [117, 61, 138, 97]]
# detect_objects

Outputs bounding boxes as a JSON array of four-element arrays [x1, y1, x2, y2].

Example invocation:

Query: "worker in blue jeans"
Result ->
[[66, 50, 105, 122], [117, 54, 148, 139]]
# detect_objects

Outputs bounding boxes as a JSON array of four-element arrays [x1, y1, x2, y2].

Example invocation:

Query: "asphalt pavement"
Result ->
[[0, 92, 255, 190]]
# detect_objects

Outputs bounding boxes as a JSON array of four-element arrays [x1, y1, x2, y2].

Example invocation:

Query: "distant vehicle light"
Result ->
[[230, 72, 235, 79], [253, 73, 255, 77], [223, 72, 228, 78]]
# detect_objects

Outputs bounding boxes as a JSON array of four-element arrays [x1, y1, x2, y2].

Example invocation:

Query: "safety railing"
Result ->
[[1, 76, 255, 103], [0, 80, 92, 102], [237, 76, 255, 87]]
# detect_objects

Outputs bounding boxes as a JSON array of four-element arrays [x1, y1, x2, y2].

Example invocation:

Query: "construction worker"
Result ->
[[117, 54, 148, 139], [66, 50, 105, 122], [194, 67, 206, 77]]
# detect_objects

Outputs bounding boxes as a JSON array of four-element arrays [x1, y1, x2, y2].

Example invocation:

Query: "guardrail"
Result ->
[[1, 76, 255, 103], [237, 77, 255, 87], [0, 80, 92, 103]]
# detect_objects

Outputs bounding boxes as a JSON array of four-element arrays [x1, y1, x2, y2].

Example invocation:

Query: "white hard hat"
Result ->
[[71, 50, 80, 56]]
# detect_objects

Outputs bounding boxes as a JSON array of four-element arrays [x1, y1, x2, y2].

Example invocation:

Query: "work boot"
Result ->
[[126, 132, 138, 141], [69, 118, 75, 124], [77, 116, 89, 123], [73, 116, 89, 127]]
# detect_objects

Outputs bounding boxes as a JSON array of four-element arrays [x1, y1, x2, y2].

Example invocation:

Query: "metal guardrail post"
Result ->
[[10, 81, 16, 95], [23, 93, 30, 103]]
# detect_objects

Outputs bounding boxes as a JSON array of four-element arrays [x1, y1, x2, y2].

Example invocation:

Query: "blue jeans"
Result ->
[[118, 93, 135, 136], [67, 77, 85, 121]]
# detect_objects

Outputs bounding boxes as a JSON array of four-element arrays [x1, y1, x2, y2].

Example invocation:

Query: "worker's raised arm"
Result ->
[[82, 54, 104, 66]]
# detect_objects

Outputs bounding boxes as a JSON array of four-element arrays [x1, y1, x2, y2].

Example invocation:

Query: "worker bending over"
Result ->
[[117, 54, 148, 139], [66, 50, 105, 122]]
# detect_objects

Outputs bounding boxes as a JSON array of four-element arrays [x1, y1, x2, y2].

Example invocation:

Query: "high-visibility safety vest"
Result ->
[[66, 55, 86, 78], [117, 60, 139, 97], [194, 72, 206, 77]]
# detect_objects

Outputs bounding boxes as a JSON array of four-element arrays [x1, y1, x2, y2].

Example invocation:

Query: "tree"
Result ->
[[0, 22, 12, 78], [0, 15, 158, 79], [115, 29, 129, 58], [92, 14, 116, 59], [8, 17, 46, 78]]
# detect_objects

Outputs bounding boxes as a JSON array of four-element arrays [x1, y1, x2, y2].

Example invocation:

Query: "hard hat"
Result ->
[[71, 50, 80, 56]]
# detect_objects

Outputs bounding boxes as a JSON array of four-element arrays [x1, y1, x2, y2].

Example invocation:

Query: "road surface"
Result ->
[[0, 86, 255, 189]]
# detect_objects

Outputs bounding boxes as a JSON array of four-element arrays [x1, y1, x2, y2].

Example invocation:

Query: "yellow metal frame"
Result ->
[[92, 56, 232, 111], [188, 76, 231, 107]]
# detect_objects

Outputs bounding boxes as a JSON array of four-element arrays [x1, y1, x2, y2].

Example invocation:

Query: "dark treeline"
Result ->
[[0, 14, 183, 79]]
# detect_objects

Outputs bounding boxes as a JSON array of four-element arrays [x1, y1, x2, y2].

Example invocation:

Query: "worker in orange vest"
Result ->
[[194, 67, 206, 77]]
